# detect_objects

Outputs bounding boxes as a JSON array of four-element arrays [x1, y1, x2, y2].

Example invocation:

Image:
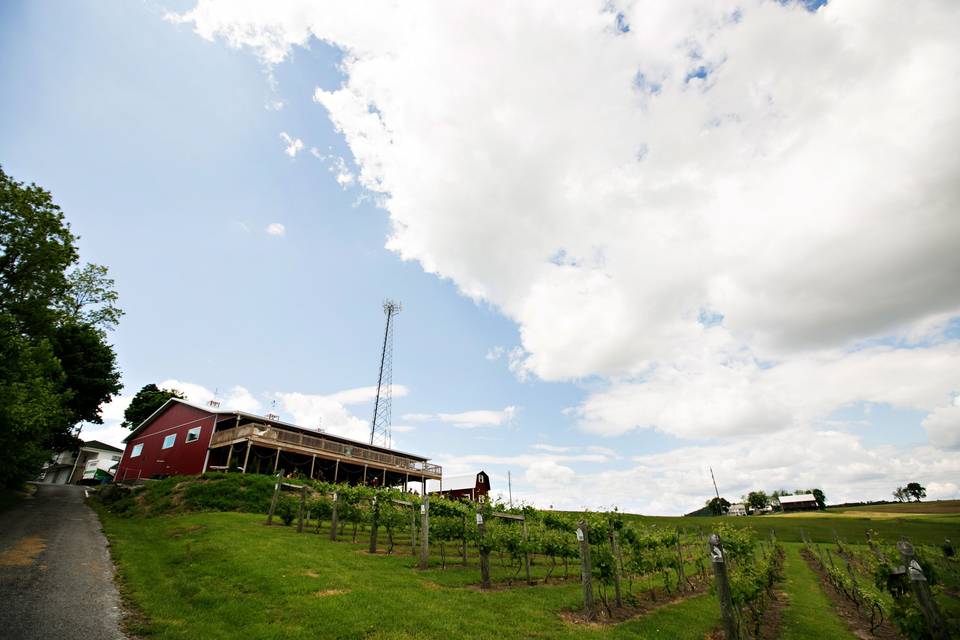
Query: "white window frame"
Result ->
[[131, 443, 143, 458], [162, 434, 177, 449], [185, 426, 201, 443]]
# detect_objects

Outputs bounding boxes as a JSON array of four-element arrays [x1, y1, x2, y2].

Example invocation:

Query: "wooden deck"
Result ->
[[209, 424, 442, 479]]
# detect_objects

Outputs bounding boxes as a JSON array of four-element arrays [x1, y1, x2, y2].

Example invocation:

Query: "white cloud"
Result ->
[[402, 406, 516, 429], [922, 403, 960, 450], [266, 98, 285, 111], [172, 1, 960, 484], [526, 460, 576, 487], [265, 222, 286, 236], [158, 379, 263, 414], [279, 131, 303, 157], [273, 385, 408, 442]]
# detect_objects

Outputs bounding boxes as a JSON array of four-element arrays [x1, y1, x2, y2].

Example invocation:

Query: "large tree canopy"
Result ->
[[0, 166, 122, 487], [122, 384, 186, 429]]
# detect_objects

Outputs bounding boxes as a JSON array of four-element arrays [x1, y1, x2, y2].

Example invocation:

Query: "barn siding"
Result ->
[[116, 403, 217, 481]]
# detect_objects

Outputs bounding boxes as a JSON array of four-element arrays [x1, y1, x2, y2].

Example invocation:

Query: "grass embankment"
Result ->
[[99, 510, 719, 640], [95, 476, 959, 639], [779, 544, 858, 640]]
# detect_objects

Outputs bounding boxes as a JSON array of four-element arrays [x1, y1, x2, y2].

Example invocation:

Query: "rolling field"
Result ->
[[93, 488, 960, 640]]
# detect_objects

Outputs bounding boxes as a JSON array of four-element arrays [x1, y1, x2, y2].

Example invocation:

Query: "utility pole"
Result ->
[[508, 470, 513, 508], [710, 466, 721, 500]]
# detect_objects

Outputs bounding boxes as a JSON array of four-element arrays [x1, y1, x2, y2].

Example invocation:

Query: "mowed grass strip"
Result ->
[[780, 544, 858, 640], [100, 511, 721, 640]]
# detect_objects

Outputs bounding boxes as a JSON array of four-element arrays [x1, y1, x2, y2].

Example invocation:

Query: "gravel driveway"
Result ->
[[0, 483, 125, 639]]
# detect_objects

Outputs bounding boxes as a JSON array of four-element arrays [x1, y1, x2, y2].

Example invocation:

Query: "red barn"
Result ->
[[115, 398, 441, 489], [428, 471, 490, 501]]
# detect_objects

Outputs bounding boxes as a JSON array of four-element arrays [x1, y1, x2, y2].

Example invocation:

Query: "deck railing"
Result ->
[[210, 424, 442, 476]]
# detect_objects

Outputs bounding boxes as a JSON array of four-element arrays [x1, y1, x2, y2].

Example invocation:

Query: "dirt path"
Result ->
[[0, 483, 125, 639]]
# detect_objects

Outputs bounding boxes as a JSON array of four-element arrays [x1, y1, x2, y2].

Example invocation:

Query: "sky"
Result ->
[[1, 0, 958, 515]]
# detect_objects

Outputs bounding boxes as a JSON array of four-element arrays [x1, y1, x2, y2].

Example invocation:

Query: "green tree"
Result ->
[[746, 490, 769, 512], [893, 486, 907, 502], [55, 263, 123, 330], [706, 496, 731, 516], [122, 384, 186, 429], [0, 166, 123, 486], [905, 482, 926, 502]]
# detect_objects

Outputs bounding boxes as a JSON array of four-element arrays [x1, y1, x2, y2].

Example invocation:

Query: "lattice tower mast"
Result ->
[[370, 300, 401, 448]]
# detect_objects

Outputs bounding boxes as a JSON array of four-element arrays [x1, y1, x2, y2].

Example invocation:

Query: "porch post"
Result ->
[[309, 455, 316, 479], [225, 444, 233, 469], [274, 448, 280, 473], [242, 441, 251, 474], [334, 459, 340, 483]]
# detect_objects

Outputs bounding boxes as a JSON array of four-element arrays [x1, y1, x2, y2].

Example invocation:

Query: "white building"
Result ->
[[39, 440, 123, 484], [727, 502, 748, 516]]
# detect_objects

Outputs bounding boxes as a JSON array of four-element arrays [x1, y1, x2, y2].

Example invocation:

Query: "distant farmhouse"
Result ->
[[40, 440, 123, 485], [115, 398, 442, 490], [427, 471, 491, 502], [776, 493, 820, 512], [727, 502, 748, 516]]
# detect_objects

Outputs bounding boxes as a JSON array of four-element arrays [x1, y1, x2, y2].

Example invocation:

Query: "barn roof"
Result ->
[[777, 493, 817, 504], [81, 440, 123, 453]]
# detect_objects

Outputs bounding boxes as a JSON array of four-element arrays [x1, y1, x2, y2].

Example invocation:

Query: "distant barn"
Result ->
[[777, 493, 820, 512], [427, 471, 490, 501]]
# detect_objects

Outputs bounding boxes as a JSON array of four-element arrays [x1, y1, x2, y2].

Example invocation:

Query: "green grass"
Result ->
[[780, 544, 858, 640], [828, 499, 960, 515], [99, 510, 722, 640], [616, 511, 959, 546]]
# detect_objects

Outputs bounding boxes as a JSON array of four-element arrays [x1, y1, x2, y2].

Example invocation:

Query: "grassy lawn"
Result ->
[[779, 544, 858, 640], [99, 510, 722, 640]]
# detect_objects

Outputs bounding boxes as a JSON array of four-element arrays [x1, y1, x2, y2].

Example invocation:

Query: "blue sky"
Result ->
[[2, 0, 958, 514]]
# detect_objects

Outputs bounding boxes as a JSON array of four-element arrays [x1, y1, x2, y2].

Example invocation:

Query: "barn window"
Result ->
[[131, 443, 143, 457], [162, 434, 177, 449], [186, 427, 201, 443]]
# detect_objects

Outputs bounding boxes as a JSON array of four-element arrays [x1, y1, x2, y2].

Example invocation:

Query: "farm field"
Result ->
[[92, 476, 960, 639]]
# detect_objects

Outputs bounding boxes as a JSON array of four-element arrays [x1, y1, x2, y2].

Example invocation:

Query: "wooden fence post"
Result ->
[[709, 533, 738, 640], [609, 528, 623, 606], [898, 539, 949, 640], [461, 514, 468, 566], [296, 485, 306, 533], [577, 520, 595, 620], [265, 470, 283, 525], [369, 495, 380, 554], [329, 492, 339, 541], [478, 508, 490, 589], [419, 496, 430, 570], [522, 517, 532, 586]]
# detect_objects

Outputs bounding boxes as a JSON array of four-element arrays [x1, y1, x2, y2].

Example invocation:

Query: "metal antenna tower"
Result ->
[[370, 299, 402, 448]]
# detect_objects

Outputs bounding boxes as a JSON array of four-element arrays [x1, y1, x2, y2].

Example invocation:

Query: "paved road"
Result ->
[[0, 483, 125, 639]]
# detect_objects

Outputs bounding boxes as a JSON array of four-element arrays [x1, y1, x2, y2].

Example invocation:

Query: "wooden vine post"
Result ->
[[522, 517, 532, 586], [577, 520, 595, 620], [369, 495, 380, 553], [477, 508, 491, 589], [461, 514, 468, 566], [265, 470, 283, 525], [898, 539, 949, 640], [329, 492, 339, 541], [410, 503, 417, 557], [708, 533, 737, 640], [419, 496, 430, 570], [675, 527, 686, 592], [296, 484, 307, 533]]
